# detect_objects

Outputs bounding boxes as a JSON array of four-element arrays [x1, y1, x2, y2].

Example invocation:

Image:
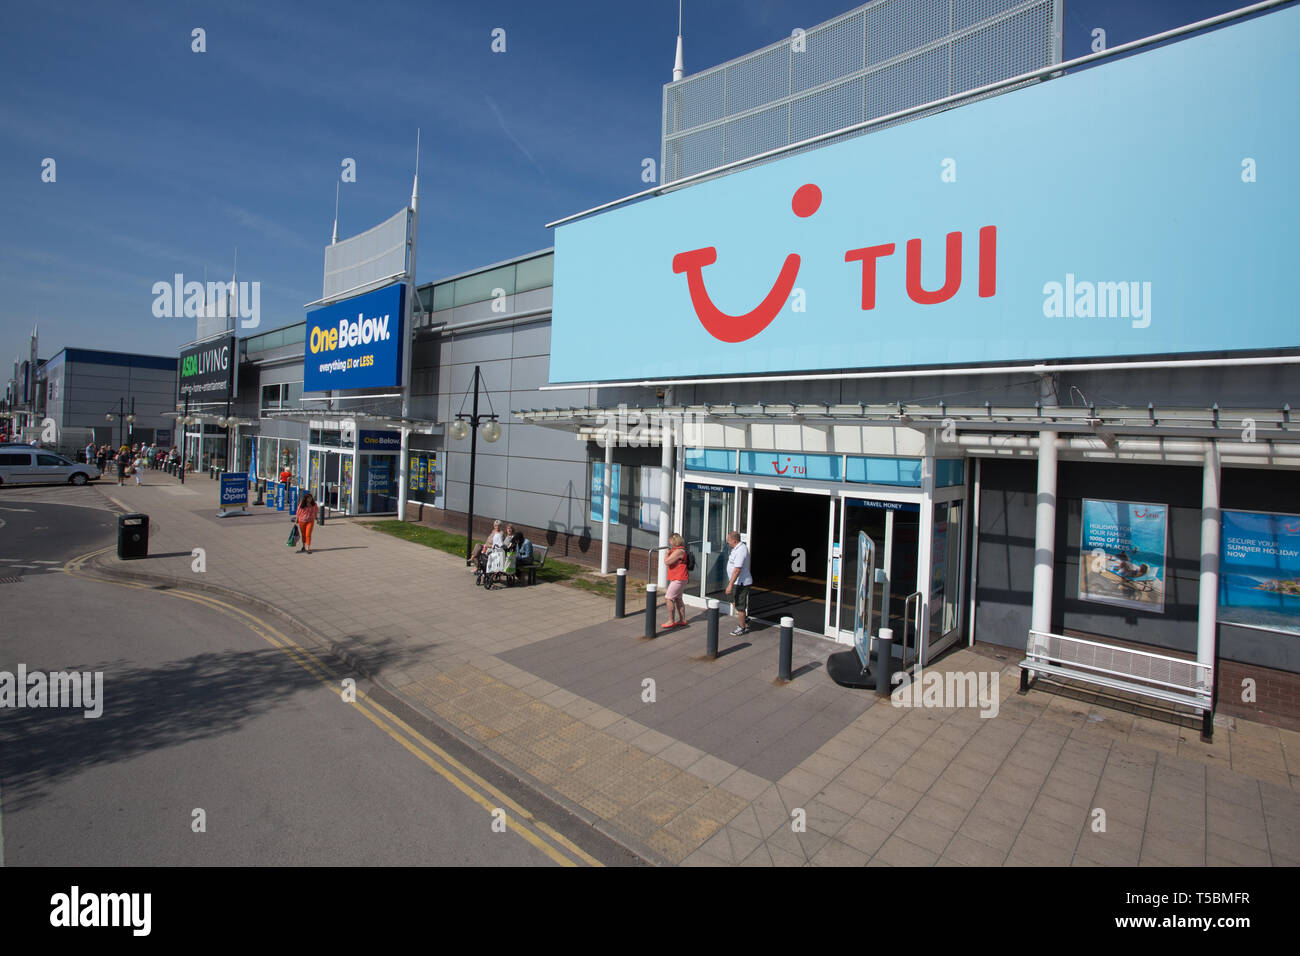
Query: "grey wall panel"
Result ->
[[445, 358, 513, 398], [505, 488, 588, 537], [505, 422, 581, 459], [512, 320, 551, 359], [262, 364, 304, 387], [444, 479, 506, 520], [508, 355, 550, 391], [442, 329, 514, 366], [444, 447, 510, 489], [505, 455, 587, 497]]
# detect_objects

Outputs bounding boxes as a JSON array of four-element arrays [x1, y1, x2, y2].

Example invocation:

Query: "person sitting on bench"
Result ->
[[512, 530, 534, 577], [470, 519, 505, 575]]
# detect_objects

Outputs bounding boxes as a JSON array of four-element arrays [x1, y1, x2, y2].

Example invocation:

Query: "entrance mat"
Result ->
[[747, 588, 826, 633], [500, 614, 874, 782]]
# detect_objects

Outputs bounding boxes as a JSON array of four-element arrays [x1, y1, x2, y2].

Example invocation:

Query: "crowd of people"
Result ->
[[83, 441, 184, 486], [468, 519, 536, 587]]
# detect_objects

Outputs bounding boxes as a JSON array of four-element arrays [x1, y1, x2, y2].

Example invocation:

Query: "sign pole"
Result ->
[[397, 133, 420, 523]]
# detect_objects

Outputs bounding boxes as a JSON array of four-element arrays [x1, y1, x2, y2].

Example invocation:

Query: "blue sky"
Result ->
[[0, 0, 1265, 365]]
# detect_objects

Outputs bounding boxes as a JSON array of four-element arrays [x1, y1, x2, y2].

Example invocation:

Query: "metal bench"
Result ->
[[516, 544, 548, 586], [1019, 629, 1214, 741]]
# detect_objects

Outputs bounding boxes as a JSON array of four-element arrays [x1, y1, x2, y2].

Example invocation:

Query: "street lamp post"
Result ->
[[105, 396, 135, 449], [179, 393, 191, 484], [448, 365, 501, 560]]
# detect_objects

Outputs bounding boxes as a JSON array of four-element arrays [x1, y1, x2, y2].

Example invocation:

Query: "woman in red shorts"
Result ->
[[662, 533, 689, 629]]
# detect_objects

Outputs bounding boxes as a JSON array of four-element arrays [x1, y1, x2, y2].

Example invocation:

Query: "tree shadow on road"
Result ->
[[0, 634, 424, 811]]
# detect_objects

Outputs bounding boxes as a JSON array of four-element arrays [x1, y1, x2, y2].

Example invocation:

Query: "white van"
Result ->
[[0, 446, 101, 486]]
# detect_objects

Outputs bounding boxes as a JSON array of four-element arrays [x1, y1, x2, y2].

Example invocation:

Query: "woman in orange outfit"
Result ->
[[662, 533, 690, 629], [296, 492, 319, 554]]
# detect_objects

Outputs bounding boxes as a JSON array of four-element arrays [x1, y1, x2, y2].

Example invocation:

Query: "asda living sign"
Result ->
[[179, 335, 235, 400]]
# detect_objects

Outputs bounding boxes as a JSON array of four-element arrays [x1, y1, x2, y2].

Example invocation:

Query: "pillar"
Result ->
[[1030, 430, 1058, 637], [1197, 443, 1220, 671]]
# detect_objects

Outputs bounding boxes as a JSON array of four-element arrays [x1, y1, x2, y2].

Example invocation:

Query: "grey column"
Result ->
[[1197, 443, 1221, 671], [1030, 430, 1058, 636]]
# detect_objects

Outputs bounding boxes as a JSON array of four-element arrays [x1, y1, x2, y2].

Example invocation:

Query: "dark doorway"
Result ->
[[748, 489, 829, 632]]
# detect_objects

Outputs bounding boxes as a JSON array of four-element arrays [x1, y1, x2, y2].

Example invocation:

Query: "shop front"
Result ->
[[678, 441, 967, 663], [185, 423, 228, 471], [304, 426, 402, 516]]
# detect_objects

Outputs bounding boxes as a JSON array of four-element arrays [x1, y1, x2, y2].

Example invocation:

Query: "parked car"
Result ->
[[0, 445, 101, 486]]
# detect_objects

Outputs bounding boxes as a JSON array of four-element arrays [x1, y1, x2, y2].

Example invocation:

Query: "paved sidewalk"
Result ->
[[81, 475, 1300, 865]]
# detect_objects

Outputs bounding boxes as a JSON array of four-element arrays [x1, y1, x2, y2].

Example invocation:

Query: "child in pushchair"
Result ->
[[477, 541, 518, 589]]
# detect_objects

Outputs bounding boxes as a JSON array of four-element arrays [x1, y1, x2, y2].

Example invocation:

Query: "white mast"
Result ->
[[397, 129, 420, 522], [673, 0, 685, 81], [331, 181, 340, 246]]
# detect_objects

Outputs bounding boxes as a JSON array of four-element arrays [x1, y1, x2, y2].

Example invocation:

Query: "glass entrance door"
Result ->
[[682, 482, 743, 600], [322, 451, 343, 514], [835, 498, 921, 651]]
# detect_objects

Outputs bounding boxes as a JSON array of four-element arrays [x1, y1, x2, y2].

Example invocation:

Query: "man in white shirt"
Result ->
[[724, 530, 753, 636]]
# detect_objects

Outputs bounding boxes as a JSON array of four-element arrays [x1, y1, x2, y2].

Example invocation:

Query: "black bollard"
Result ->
[[706, 598, 719, 659], [614, 568, 627, 619], [778, 615, 794, 681], [644, 583, 657, 637], [874, 627, 895, 697]]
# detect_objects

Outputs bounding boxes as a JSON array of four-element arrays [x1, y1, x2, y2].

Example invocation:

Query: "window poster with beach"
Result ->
[[1078, 499, 1168, 613], [1220, 510, 1300, 635]]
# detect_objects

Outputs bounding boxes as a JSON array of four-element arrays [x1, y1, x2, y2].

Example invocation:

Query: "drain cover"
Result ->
[[0, 576, 23, 584]]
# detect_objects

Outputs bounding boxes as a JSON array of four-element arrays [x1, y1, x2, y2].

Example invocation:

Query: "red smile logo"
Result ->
[[672, 184, 821, 344]]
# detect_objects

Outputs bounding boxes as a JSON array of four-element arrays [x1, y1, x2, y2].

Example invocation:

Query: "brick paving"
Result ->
[[61, 474, 1300, 865]]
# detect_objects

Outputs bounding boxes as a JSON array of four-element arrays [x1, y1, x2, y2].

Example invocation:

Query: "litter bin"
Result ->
[[117, 513, 149, 560]]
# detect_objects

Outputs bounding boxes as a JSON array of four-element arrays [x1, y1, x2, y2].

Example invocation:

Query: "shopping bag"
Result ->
[[287, 523, 299, 547]]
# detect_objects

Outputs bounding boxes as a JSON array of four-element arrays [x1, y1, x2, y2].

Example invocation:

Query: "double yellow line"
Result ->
[[66, 548, 601, 867]]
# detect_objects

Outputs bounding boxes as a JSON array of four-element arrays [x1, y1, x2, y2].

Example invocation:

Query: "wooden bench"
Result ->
[[515, 544, 548, 586], [1020, 629, 1215, 740]]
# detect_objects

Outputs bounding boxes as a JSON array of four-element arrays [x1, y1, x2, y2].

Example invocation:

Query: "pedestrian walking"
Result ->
[[662, 533, 690, 629], [724, 530, 752, 635], [84, 441, 95, 465], [115, 445, 131, 487], [132, 451, 146, 485], [295, 491, 319, 554]]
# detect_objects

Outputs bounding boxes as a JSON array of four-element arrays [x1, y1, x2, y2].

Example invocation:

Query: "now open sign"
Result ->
[[220, 472, 248, 505]]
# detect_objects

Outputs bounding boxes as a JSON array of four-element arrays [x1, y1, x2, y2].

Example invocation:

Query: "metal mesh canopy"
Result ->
[[662, 0, 1060, 183], [322, 207, 411, 303]]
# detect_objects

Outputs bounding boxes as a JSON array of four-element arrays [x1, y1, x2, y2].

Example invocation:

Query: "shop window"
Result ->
[[638, 465, 663, 531], [515, 254, 554, 293], [685, 448, 738, 474], [454, 264, 516, 308], [591, 462, 620, 525]]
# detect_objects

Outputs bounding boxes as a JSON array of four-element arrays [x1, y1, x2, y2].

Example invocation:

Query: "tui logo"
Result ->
[[673, 182, 996, 343]]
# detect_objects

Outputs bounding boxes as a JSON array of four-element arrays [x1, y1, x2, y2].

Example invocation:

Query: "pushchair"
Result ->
[[478, 544, 517, 589]]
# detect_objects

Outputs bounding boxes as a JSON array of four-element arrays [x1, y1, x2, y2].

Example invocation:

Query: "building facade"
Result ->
[[227, 1, 1298, 728], [34, 348, 177, 453]]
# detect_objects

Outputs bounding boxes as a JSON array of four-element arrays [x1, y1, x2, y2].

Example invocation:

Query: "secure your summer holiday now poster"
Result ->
[[1220, 510, 1300, 635]]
